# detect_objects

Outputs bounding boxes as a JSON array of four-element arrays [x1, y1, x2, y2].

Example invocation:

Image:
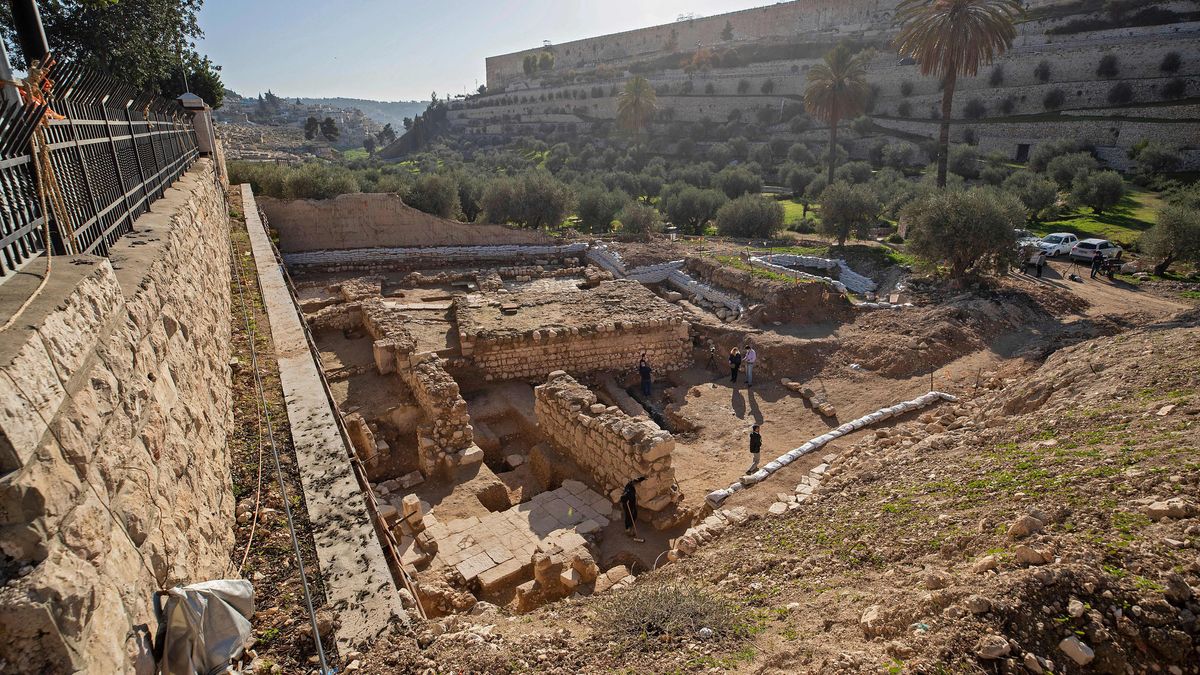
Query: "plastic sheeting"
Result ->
[[157, 579, 255, 675]]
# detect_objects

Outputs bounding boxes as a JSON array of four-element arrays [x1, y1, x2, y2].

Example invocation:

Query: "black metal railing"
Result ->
[[0, 59, 199, 276]]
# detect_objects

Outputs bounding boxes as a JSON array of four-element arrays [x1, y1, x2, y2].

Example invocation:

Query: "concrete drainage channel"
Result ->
[[247, 208, 939, 622]]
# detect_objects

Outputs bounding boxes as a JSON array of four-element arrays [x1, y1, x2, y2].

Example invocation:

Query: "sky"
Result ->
[[197, 0, 771, 102]]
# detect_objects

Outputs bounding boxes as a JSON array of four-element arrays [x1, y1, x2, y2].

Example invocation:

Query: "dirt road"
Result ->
[[1009, 258, 1188, 320]]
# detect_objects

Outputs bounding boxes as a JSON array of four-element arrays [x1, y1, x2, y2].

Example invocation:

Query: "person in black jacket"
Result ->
[[619, 477, 646, 537], [1090, 250, 1104, 279], [747, 424, 762, 473], [638, 353, 652, 397], [729, 347, 742, 384]]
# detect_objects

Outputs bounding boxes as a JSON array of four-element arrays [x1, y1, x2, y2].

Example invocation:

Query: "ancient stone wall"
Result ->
[[534, 373, 677, 511], [460, 312, 691, 381], [485, 0, 900, 88], [259, 193, 555, 252], [684, 256, 850, 323], [0, 160, 233, 672]]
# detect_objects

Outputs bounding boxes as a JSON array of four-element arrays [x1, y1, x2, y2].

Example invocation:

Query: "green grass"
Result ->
[[339, 148, 369, 161], [780, 199, 818, 226], [1031, 186, 1160, 247]]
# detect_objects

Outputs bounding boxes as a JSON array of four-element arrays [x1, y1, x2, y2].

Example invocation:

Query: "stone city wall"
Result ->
[[0, 160, 233, 673], [486, 0, 900, 88], [259, 192, 555, 252], [460, 312, 691, 382], [534, 372, 677, 511]]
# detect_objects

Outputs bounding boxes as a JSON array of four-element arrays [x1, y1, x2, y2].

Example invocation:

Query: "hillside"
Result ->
[[296, 97, 428, 128]]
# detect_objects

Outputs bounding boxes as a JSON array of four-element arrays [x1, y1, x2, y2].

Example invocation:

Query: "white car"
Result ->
[[1070, 238, 1123, 261], [1038, 233, 1078, 257]]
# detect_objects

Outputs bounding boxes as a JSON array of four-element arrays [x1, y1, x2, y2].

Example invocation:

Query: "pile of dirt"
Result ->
[[353, 310, 1199, 673]]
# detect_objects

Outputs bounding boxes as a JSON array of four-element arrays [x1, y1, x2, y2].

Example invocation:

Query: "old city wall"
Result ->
[[485, 0, 899, 88], [0, 160, 233, 673], [534, 372, 677, 511], [259, 192, 554, 252], [460, 313, 692, 382]]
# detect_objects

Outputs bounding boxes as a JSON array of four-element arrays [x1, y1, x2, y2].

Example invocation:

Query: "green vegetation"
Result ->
[[1031, 189, 1159, 247]]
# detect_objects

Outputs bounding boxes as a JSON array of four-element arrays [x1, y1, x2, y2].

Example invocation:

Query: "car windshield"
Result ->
[[1044, 235, 1063, 243]]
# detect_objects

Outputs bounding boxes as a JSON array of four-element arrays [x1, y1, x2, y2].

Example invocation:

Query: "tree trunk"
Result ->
[[827, 117, 839, 186], [937, 69, 958, 189], [1153, 254, 1175, 277]]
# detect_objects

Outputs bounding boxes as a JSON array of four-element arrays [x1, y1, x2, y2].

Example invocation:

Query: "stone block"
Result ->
[[478, 557, 529, 594]]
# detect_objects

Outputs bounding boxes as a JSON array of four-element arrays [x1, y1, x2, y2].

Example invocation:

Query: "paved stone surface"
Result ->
[[243, 184, 405, 650], [434, 485, 610, 585]]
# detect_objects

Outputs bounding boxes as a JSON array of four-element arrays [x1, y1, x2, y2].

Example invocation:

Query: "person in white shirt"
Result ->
[[743, 344, 757, 387]]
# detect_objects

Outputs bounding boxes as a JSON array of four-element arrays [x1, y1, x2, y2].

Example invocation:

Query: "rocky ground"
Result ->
[[347, 304, 1198, 673]]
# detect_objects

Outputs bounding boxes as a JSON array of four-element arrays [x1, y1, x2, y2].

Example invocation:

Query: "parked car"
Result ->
[[1070, 238, 1123, 261], [1038, 232, 1078, 256]]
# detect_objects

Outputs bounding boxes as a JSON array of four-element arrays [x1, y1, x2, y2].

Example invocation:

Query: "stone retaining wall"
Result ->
[[463, 314, 691, 381], [684, 256, 850, 321], [284, 242, 588, 271], [0, 160, 233, 672], [534, 372, 677, 511]]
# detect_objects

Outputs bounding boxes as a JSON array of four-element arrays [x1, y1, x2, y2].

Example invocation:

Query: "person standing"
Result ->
[[1035, 250, 1046, 278], [743, 344, 757, 386], [747, 424, 762, 473], [728, 347, 742, 384], [619, 477, 645, 537], [638, 353, 652, 397], [1090, 250, 1103, 279]]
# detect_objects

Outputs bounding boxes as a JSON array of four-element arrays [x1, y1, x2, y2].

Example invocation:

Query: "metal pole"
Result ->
[[9, 0, 50, 66]]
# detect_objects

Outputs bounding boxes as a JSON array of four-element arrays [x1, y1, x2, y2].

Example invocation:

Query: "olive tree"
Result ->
[[902, 188, 1022, 279], [819, 181, 879, 246], [1003, 170, 1059, 222], [1141, 203, 1200, 276], [1070, 170, 1125, 215], [660, 186, 727, 235], [715, 195, 785, 238], [576, 184, 630, 233], [616, 202, 663, 239]]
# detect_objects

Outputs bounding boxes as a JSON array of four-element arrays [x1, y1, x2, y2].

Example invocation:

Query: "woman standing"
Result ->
[[729, 346, 743, 384]]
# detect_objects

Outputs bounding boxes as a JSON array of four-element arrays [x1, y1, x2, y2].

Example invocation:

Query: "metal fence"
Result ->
[[0, 59, 199, 277]]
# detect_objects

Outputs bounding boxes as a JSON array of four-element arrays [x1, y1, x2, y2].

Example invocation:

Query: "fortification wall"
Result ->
[[259, 193, 554, 252], [0, 160, 233, 673], [534, 372, 677, 511], [486, 0, 900, 88]]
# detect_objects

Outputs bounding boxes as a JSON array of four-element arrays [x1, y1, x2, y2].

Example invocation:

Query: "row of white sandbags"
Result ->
[[705, 390, 958, 507]]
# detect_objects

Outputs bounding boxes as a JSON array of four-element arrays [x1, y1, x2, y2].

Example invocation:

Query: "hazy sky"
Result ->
[[197, 0, 770, 102]]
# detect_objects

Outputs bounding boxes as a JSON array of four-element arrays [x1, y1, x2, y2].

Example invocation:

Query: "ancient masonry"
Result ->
[[535, 372, 678, 512], [0, 161, 234, 672]]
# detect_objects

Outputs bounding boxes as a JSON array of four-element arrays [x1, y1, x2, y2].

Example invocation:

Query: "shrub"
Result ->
[[900, 81, 914, 97], [988, 65, 1005, 87], [1043, 88, 1066, 110], [660, 186, 727, 235], [1097, 54, 1119, 78], [1107, 82, 1134, 105], [715, 194, 784, 238], [1070, 170, 1126, 215], [835, 160, 874, 185], [947, 144, 980, 179], [1034, 60, 1052, 83], [786, 166, 818, 197], [886, 232, 904, 244], [903, 188, 1023, 279], [850, 115, 873, 135], [787, 143, 814, 165], [576, 184, 630, 233], [1141, 203, 1200, 275], [819, 181, 879, 246], [616, 202, 663, 238], [282, 163, 361, 200], [705, 82, 716, 94], [805, 175, 828, 201], [1132, 141, 1182, 175], [714, 166, 762, 199], [1004, 171, 1060, 221], [1029, 139, 1089, 172], [760, 79, 775, 94], [595, 581, 744, 648], [482, 171, 573, 229], [980, 163, 1012, 186], [737, 79, 751, 94], [897, 101, 912, 117], [881, 141, 918, 168], [1160, 51, 1182, 73], [406, 174, 461, 219], [708, 143, 733, 167], [964, 98, 987, 119], [998, 95, 1016, 115], [1160, 78, 1187, 99], [1046, 152, 1099, 188]]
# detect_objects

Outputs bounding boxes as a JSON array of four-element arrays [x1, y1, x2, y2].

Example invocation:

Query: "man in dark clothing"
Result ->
[[1035, 250, 1046, 278], [747, 424, 762, 473], [729, 347, 742, 384], [1090, 250, 1103, 279], [619, 477, 646, 536], [638, 353, 652, 397]]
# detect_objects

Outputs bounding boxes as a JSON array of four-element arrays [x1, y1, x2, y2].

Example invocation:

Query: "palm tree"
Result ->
[[894, 0, 1022, 188], [804, 44, 872, 186], [617, 76, 657, 138]]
